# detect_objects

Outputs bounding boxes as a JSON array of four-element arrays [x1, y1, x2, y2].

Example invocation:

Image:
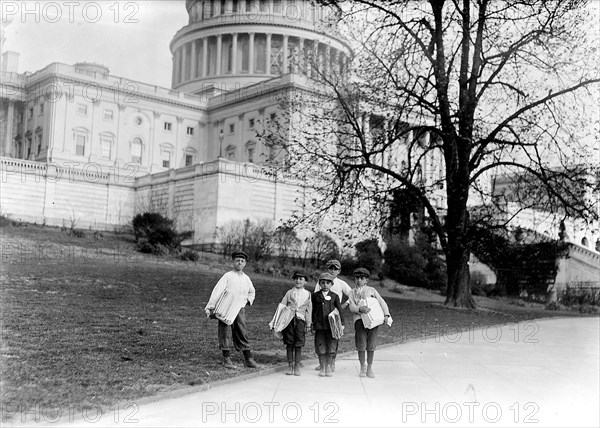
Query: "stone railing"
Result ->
[[6, 63, 206, 106]]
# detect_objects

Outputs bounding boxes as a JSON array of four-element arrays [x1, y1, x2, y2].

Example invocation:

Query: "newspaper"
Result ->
[[212, 288, 246, 325], [328, 308, 344, 339], [360, 297, 385, 329], [268, 303, 295, 333]]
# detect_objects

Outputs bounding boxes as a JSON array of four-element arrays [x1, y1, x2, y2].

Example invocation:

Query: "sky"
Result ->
[[2, 1, 188, 87]]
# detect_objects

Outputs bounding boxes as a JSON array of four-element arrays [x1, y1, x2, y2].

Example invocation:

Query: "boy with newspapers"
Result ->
[[347, 267, 392, 378], [269, 271, 313, 376]]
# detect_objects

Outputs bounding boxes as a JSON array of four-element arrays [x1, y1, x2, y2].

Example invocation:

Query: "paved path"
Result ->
[[6, 317, 599, 427]]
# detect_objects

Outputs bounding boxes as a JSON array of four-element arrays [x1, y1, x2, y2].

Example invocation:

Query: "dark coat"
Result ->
[[311, 290, 344, 331]]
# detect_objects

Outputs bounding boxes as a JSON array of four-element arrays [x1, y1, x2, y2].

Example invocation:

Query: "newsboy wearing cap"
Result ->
[[348, 267, 391, 378], [278, 271, 313, 376], [292, 271, 308, 280], [231, 250, 248, 260], [353, 267, 370, 278], [205, 250, 258, 369], [314, 260, 352, 373], [311, 272, 344, 377]]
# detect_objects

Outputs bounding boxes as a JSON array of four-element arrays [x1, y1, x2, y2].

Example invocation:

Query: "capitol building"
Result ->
[[0, 0, 358, 244]]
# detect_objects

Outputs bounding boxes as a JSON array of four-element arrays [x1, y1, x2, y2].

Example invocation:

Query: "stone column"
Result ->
[[312, 40, 319, 77], [180, 43, 187, 83], [216, 35, 223, 75], [299, 38, 305, 74], [266, 33, 272, 74], [173, 48, 181, 86], [202, 38, 208, 77], [4, 101, 14, 156], [171, 50, 178, 87], [191, 40, 197, 79], [150, 111, 160, 172], [332, 49, 339, 75], [282, 34, 289, 73], [232, 33, 238, 74], [249, 32, 255, 74]]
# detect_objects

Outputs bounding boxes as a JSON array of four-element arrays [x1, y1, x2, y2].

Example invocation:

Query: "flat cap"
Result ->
[[353, 267, 370, 278], [325, 259, 341, 270], [231, 250, 248, 260], [318, 272, 335, 283], [291, 271, 308, 280]]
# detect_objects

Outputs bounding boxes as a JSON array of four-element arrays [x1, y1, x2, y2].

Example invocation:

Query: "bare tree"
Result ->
[[269, 0, 599, 307]]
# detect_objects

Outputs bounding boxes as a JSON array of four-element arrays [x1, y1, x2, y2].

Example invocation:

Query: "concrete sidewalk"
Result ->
[[7, 317, 600, 427]]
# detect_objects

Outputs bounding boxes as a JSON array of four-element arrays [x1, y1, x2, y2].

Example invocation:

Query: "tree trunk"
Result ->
[[445, 242, 474, 307], [444, 175, 476, 308]]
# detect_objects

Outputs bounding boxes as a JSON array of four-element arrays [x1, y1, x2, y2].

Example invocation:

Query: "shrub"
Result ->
[[303, 232, 339, 267], [384, 234, 446, 290], [469, 225, 568, 297], [180, 249, 200, 262], [132, 212, 182, 254], [354, 238, 383, 274], [470, 271, 488, 296], [217, 218, 274, 261], [272, 226, 301, 262], [560, 286, 600, 306]]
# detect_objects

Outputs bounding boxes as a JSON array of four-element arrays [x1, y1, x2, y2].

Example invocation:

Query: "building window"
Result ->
[[185, 154, 194, 166], [246, 141, 256, 163], [131, 138, 142, 164], [164, 122, 172, 131], [26, 138, 32, 158], [77, 104, 88, 115], [19, 112, 24, 123], [186, 126, 194, 135], [162, 149, 171, 168], [101, 139, 112, 159], [104, 109, 114, 121], [75, 135, 86, 156], [29, 108, 34, 118], [16, 139, 22, 158], [226, 145, 236, 160], [248, 118, 255, 129], [39, 103, 44, 114], [35, 132, 43, 155], [229, 123, 235, 133]]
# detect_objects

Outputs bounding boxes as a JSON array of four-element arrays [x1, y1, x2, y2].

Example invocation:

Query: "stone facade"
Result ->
[[0, 0, 344, 241]]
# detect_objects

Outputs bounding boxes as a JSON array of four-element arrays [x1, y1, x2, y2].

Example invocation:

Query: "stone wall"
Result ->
[[1, 157, 135, 230], [134, 158, 305, 245]]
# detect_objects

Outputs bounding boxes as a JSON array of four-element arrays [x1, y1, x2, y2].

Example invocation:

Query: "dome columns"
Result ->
[[173, 0, 352, 92]]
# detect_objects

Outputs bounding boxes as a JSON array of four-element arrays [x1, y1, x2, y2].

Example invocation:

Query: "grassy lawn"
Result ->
[[0, 221, 587, 418]]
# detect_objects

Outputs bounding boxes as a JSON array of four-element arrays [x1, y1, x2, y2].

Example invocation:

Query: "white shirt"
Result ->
[[205, 270, 255, 310]]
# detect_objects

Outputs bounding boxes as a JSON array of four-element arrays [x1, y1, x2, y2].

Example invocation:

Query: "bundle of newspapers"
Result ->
[[268, 303, 296, 333], [212, 288, 246, 325], [360, 297, 385, 329], [328, 308, 344, 339]]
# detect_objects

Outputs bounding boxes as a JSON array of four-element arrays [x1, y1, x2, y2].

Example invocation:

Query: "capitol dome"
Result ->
[[170, 0, 352, 94]]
